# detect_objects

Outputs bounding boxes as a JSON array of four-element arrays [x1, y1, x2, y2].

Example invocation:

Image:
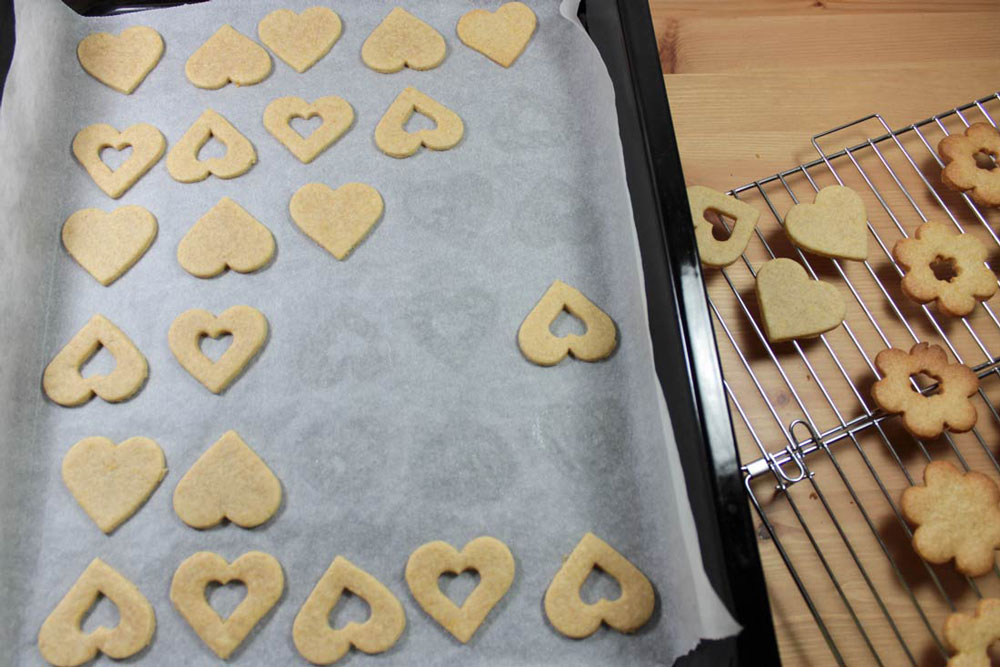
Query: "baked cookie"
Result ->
[[517, 280, 617, 366], [77, 26, 163, 94], [871, 342, 978, 439], [939, 122, 1000, 207], [902, 460, 1000, 577], [544, 532, 654, 638], [784, 185, 869, 261], [687, 185, 758, 268], [754, 258, 845, 343], [893, 221, 997, 317], [457, 2, 537, 68], [944, 598, 1000, 667]]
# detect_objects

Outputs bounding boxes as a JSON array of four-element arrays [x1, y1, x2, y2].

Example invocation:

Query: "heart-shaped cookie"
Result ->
[[38, 559, 155, 666], [72, 123, 165, 199], [517, 280, 617, 366], [258, 7, 342, 73], [170, 551, 283, 659], [293, 556, 406, 664], [173, 430, 281, 529], [457, 2, 537, 68], [185, 24, 272, 89], [362, 7, 446, 73], [290, 182, 384, 260], [167, 109, 256, 183], [62, 205, 157, 286], [77, 26, 163, 94], [168, 305, 268, 393], [375, 87, 464, 159], [544, 533, 654, 638], [62, 436, 166, 534], [687, 185, 760, 268], [755, 257, 846, 343], [177, 198, 275, 278], [43, 314, 148, 407], [263, 96, 354, 164], [784, 185, 869, 261], [405, 536, 515, 643]]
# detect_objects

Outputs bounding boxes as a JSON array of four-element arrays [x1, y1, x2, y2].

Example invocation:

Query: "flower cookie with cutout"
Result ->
[[939, 122, 1000, 207]]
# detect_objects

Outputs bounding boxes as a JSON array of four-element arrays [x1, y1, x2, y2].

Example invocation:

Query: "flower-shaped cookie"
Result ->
[[894, 221, 997, 317], [939, 122, 1000, 207], [871, 342, 978, 439], [901, 460, 1000, 577], [945, 598, 1000, 667]]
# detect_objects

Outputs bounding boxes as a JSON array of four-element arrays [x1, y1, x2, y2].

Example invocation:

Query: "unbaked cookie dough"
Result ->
[[517, 280, 617, 366], [62, 436, 165, 534], [457, 2, 537, 68], [170, 551, 283, 659], [167, 305, 268, 393], [405, 536, 514, 643], [177, 197, 275, 278], [543, 532, 654, 638], [293, 556, 406, 664], [185, 24, 271, 89], [290, 182, 384, 260], [263, 95, 354, 164], [258, 7, 342, 73], [362, 7, 446, 73], [172, 430, 281, 530], [43, 314, 148, 407], [62, 205, 157, 286], [77, 26, 163, 94], [38, 559, 155, 666], [374, 87, 463, 158], [167, 109, 256, 183], [72, 123, 165, 199]]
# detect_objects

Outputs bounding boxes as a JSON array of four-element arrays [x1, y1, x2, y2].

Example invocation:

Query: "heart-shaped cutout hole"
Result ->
[[404, 111, 437, 134], [704, 210, 735, 241], [196, 135, 229, 161], [438, 570, 481, 607], [580, 566, 622, 604], [81, 593, 121, 633], [551, 308, 586, 337], [100, 145, 133, 171], [326, 590, 372, 629], [199, 333, 234, 363], [290, 114, 324, 140], [206, 580, 248, 620], [79, 343, 116, 379]]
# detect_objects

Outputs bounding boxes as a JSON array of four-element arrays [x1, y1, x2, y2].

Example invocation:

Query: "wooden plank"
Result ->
[[658, 12, 1000, 73]]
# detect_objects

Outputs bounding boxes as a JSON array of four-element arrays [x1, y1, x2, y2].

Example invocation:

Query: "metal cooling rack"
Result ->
[[706, 92, 1000, 665]]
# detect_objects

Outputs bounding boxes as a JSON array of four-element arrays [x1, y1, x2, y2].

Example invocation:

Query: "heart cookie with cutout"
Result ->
[[38, 559, 155, 666], [167, 109, 256, 183], [755, 257, 845, 343], [62, 205, 157, 286], [784, 185, 869, 261], [185, 24, 271, 89], [375, 87, 464, 158], [362, 8, 446, 73], [457, 2, 537, 68], [170, 551, 283, 659], [258, 7, 342, 73], [263, 96, 354, 164], [518, 280, 617, 366], [77, 26, 163, 94], [72, 123, 165, 199], [405, 536, 514, 643], [293, 556, 406, 664], [43, 314, 148, 406], [177, 198, 275, 278], [687, 185, 759, 268], [168, 305, 267, 393], [544, 533, 655, 638], [62, 436, 166, 534], [290, 182, 384, 260], [172, 430, 281, 530]]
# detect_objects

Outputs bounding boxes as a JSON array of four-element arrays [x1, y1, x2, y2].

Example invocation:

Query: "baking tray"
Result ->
[[0, 0, 780, 664]]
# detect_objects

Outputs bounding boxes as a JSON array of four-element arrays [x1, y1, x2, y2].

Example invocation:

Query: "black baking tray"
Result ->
[[0, 0, 780, 664]]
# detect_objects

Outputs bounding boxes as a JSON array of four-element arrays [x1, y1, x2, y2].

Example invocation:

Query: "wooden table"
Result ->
[[649, 2, 1000, 665]]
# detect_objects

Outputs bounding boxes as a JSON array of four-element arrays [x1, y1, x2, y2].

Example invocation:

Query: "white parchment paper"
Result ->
[[0, 0, 740, 664]]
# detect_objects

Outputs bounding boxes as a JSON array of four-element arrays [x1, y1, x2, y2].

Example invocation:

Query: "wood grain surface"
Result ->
[[650, 2, 1000, 665]]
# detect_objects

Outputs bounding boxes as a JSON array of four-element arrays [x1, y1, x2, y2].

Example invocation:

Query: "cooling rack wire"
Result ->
[[704, 92, 1000, 666]]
